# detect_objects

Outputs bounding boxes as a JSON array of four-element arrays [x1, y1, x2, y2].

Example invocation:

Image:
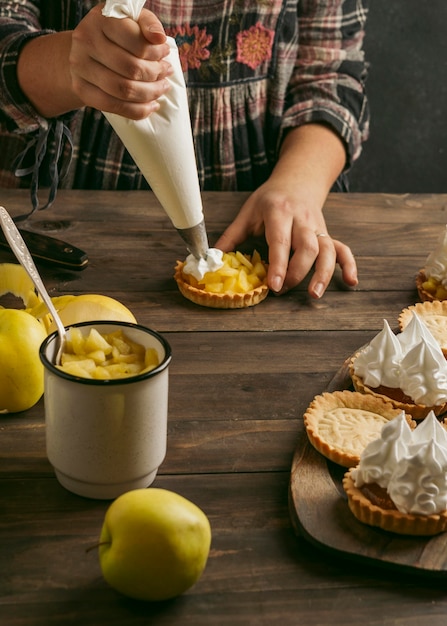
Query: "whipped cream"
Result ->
[[353, 320, 402, 388], [400, 341, 447, 406], [397, 309, 440, 353], [353, 314, 447, 406], [352, 412, 447, 515], [423, 225, 447, 285], [183, 248, 224, 280], [351, 411, 412, 488]]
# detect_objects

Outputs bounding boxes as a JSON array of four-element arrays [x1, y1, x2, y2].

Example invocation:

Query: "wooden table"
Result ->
[[2, 190, 447, 625]]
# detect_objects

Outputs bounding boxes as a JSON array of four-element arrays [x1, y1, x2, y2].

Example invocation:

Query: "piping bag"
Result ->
[[102, 0, 209, 260]]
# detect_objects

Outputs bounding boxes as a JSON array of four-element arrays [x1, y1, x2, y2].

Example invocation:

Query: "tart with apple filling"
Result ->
[[174, 250, 269, 309]]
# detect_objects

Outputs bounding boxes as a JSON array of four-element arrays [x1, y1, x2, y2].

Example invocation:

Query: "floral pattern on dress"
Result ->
[[166, 25, 213, 72], [235, 22, 274, 70]]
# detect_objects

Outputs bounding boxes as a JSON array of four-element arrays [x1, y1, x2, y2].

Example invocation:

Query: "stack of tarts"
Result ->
[[303, 299, 447, 536]]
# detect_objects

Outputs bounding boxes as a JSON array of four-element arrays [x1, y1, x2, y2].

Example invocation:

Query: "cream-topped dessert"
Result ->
[[343, 412, 447, 534], [416, 225, 447, 301], [350, 313, 447, 418], [174, 250, 269, 309], [351, 412, 447, 515]]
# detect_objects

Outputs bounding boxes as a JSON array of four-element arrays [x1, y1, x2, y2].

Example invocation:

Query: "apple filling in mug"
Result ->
[[57, 327, 159, 379]]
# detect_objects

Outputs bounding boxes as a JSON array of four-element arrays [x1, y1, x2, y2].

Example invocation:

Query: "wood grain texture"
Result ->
[[2, 191, 447, 625]]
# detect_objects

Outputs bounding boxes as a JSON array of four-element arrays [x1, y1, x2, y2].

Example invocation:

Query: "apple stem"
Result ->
[[85, 541, 111, 554]]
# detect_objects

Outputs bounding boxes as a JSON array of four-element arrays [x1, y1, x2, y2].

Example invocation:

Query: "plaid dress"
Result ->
[[0, 0, 369, 212]]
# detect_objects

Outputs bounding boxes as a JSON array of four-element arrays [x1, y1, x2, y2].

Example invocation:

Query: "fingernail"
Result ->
[[271, 276, 283, 293], [313, 282, 325, 298], [148, 25, 165, 34]]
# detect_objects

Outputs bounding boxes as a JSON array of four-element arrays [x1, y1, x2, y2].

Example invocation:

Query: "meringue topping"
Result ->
[[352, 412, 447, 515]]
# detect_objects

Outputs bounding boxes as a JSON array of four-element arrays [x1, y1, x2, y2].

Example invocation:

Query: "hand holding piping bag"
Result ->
[[102, 0, 209, 259]]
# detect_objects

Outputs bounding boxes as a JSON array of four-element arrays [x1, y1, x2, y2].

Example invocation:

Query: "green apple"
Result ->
[[0, 308, 46, 412], [98, 488, 212, 601]]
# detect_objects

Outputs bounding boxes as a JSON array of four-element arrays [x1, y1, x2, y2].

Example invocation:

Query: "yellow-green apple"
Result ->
[[98, 488, 212, 601], [0, 308, 46, 412]]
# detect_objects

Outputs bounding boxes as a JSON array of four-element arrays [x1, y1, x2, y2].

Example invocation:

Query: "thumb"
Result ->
[[139, 9, 167, 44]]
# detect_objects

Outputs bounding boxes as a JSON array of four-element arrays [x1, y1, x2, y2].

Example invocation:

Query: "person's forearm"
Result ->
[[17, 32, 83, 118], [272, 123, 347, 204]]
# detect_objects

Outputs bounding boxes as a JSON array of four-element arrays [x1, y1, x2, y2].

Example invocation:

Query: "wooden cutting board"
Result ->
[[288, 355, 447, 576]]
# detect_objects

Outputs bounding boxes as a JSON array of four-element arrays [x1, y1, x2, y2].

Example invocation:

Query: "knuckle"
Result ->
[[126, 59, 146, 82], [117, 78, 139, 101]]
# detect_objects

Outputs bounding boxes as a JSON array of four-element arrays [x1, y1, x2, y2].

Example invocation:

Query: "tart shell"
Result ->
[[303, 390, 411, 468], [174, 260, 269, 309], [343, 469, 447, 536]]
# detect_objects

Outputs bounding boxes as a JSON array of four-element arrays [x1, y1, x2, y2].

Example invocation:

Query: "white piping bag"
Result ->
[[102, 1, 209, 259]]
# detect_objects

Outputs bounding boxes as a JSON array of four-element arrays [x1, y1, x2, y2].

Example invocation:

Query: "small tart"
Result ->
[[303, 390, 410, 468], [416, 269, 447, 302], [416, 269, 435, 302], [343, 469, 447, 536], [399, 300, 447, 357], [174, 259, 269, 309], [349, 355, 447, 420]]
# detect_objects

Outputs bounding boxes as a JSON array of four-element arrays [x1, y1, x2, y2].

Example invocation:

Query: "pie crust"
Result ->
[[343, 469, 447, 536], [303, 390, 410, 468], [174, 260, 269, 309]]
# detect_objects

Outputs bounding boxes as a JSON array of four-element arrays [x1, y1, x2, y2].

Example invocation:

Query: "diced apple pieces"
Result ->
[[84, 328, 114, 355], [422, 277, 447, 300], [188, 251, 267, 295], [58, 328, 159, 380]]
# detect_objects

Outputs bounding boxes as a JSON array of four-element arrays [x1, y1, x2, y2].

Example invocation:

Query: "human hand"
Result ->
[[214, 183, 358, 298], [69, 5, 172, 118]]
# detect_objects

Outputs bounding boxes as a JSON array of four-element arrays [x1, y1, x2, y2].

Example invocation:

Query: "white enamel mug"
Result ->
[[40, 321, 171, 499]]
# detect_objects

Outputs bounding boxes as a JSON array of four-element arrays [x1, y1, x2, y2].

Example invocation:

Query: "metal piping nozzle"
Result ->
[[177, 220, 209, 260]]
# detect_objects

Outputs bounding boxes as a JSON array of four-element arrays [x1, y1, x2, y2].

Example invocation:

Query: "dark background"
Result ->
[[348, 1, 447, 192]]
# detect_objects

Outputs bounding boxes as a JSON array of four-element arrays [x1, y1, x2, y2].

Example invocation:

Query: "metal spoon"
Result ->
[[0, 206, 66, 365]]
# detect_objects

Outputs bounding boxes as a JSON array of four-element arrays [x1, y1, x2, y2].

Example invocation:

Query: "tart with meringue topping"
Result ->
[[349, 316, 447, 420], [343, 412, 447, 535]]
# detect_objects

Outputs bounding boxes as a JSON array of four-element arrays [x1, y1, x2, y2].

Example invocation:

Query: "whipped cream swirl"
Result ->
[[352, 412, 447, 515], [353, 320, 402, 388], [400, 341, 447, 406], [183, 248, 224, 280]]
